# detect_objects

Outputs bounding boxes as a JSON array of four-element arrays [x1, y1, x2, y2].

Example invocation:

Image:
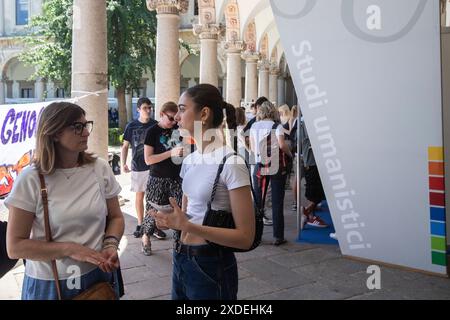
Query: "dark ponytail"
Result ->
[[185, 84, 225, 128], [223, 102, 237, 130]]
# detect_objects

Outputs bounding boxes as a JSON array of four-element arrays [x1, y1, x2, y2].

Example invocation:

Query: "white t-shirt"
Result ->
[[249, 120, 283, 164], [180, 145, 251, 225], [4, 158, 122, 280], [236, 125, 246, 151]]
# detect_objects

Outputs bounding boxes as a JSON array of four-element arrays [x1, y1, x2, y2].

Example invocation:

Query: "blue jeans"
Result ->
[[253, 165, 287, 240], [172, 246, 238, 300], [22, 267, 119, 300]]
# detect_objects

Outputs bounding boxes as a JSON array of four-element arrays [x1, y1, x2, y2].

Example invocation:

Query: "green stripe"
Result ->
[[431, 237, 447, 251], [432, 251, 447, 266]]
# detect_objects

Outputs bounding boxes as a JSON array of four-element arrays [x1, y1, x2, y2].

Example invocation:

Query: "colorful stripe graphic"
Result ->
[[428, 147, 447, 267]]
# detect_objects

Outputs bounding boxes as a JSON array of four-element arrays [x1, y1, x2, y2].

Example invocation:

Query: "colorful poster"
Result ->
[[0, 102, 49, 198], [272, 0, 447, 274]]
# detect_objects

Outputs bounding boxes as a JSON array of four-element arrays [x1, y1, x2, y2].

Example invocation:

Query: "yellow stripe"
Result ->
[[428, 147, 444, 161]]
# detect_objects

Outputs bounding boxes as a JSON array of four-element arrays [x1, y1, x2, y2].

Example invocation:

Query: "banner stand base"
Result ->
[[342, 255, 449, 279]]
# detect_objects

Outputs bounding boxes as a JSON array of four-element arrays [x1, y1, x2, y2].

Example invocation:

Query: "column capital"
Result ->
[[146, 0, 189, 15], [223, 40, 246, 53], [193, 23, 224, 40], [242, 51, 260, 63], [258, 59, 271, 72], [270, 64, 280, 76]]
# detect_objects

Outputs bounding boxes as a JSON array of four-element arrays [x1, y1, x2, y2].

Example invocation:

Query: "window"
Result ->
[[56, 88, 65, 98], [21, 88, 33, 98], [194, 0, 199, 16], [16, 0, 29, 26]]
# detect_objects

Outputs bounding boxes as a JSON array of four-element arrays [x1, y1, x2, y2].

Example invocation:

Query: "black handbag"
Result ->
[[0, 221, 18, 279], [202, 153, 263, 252]]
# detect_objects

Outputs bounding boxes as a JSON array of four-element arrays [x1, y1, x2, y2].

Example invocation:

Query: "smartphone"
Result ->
[[149, 201, 173, 213]]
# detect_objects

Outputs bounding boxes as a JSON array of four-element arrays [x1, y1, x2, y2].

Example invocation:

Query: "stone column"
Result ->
[[442, 0, 448, 27], [35, 78, 45, 101], [258, 59, 270, 99], [188, 78, 197, 88], [46, 81, 55, 99], [269, 65, 279, 106], [0, 78, 5, 104], [221, 76, 227, 100], [13, 81, 20, 99], [126, 91, 133, 121], [71, 0, 108, 160], [142, 78, 148, 97], [194, 23, 222, 87], [0, 0, 5, 37], [242, 51, 259, 103], [147, 0, 188, 118], [278, 76, 286, 106], [224, 41, 245, 108]]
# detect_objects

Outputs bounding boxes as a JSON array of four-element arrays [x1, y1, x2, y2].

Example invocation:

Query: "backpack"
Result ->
[[257, 122, 288, 176], [202, 153, 264, 252]]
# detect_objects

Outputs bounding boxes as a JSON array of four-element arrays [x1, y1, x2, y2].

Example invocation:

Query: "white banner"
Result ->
[[272, 0, 447, 274], [0, 102, 51, 197]]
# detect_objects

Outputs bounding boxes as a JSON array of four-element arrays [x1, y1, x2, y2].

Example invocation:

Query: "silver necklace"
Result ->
[[60, 166, 79, 180]]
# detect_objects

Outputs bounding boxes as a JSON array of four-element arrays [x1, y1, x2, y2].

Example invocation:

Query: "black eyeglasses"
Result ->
[[70, 121, 94, 136], [163, 113, 176, 122]]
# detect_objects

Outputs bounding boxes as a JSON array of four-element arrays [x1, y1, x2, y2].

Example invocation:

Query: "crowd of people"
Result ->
[[4, 83, 328, 300]]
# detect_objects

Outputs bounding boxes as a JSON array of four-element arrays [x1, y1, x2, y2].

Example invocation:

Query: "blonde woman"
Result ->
[[6, 102, 124, 300], [278, 104, 292, 126], [250, 101, 292, 245]]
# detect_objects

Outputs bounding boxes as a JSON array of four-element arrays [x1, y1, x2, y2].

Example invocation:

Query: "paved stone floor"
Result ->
[[1, 149, 450, 300]]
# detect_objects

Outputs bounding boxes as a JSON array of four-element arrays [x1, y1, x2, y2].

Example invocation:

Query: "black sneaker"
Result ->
[[153, 229, 167, 240], [133, 225, 141, 238]]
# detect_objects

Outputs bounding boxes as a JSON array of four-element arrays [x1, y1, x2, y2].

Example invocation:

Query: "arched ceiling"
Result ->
[[214, 0, 282, 62]]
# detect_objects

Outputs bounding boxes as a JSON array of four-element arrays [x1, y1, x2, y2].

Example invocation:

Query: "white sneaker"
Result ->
[[263, 217, 273, 226]]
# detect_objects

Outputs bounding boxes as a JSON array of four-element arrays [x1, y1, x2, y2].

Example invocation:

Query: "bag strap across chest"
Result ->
[[38, 173, 63, 301]]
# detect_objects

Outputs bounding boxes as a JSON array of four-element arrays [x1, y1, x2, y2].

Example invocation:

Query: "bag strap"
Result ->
[[263, 122, 278, 164], [207, 153, 234, 209], [38, 173, 63, 301], [207, 152, 260, 211]]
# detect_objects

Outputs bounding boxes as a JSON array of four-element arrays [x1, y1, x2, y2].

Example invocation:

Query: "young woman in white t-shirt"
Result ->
[[151, 84, 255, 300], [5, 102, 124, 300]]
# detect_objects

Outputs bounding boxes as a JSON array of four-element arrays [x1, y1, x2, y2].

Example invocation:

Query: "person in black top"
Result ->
[[140, 101, 184, 255], [121, 97, 157, 239]]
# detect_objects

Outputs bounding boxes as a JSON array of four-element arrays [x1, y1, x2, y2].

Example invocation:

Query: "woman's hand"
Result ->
[[67, 243, 108, 267], [171, 147, 184, 158], [150, 198, 189, 231], [147, 209, 169, 230], [99, 247, 119, 273]]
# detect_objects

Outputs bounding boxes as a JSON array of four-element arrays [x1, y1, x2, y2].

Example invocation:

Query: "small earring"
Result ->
[[202, 121, 206, 125]]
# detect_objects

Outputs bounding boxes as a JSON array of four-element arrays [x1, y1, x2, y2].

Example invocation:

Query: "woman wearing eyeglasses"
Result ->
[[5, 102, 124, 300], [141, 101, 184, 255]]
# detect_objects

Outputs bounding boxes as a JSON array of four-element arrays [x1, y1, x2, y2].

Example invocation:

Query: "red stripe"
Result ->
[[429, 177, 445, 191], [430, 192, 445, 206]]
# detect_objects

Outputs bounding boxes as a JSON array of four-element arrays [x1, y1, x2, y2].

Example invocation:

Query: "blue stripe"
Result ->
[[430, 207, 446, 222], [430, 222, 446, 236]]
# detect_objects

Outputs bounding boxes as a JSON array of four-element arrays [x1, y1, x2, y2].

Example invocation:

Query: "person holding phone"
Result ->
[[141, 102, 184, 256], [152, 84, 255, 300]]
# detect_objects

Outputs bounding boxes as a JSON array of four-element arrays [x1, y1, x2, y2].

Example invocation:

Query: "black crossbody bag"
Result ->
[[202, 152, 263, 252]]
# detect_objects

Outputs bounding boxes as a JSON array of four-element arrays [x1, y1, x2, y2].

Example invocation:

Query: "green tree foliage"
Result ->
[[19, 0, 158, 130], [19, 0, 73, 91]]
